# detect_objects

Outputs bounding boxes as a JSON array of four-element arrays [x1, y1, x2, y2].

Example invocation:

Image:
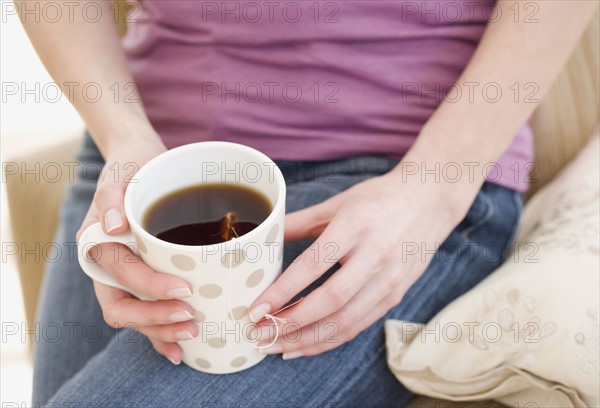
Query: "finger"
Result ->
[[258, 264, 401, 357], [94, 165, 129, 235], [284, 187, 353, 242], [94, 282, 196, 327], [250, 218, 355, 321], [94, 243, 193, 300], [265, 253, 376, 332], [284, 200, 334, 242], [139, 321, 199, 343], [94, 283, 192, 364], [150, 338, 184, 365], [290, 298, 393, 358], [297, 286, 407, 358], [76, 204, 100, 242], [276, 246, 427, 358]]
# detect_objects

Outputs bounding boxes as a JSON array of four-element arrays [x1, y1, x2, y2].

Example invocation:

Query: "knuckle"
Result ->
[[125, 321, 141, 332], [334, 312, 353, 333], [94, 182, 122, 209], [93, 182, 113, 202], [346, 320, 362, 340], [145, 272, 170, 298], [313, 343, 332, 355], [98, 166, 111, 183], [149, 339, 166, 355], [299, 253, 322, 278], [102, 306, 119, 328], [364, 234, 394, 264], [331, 323, 353, 344], [337, 200, 367, 227], [341, 329, 356, 344], [383, 270, 400, 287], [388, 291, 403, 309], [268, 281, 295, 306], [378, 246, 394, 265], [145, 311, 161, 326], [307, 205, 330, 233], [109, 261, 128, 285], [326, 283, 350, 308], [86, 244, 101, 263], [154, 327, 176, 342], [277, 287, 296, 306], [151, 302, 182, 326]]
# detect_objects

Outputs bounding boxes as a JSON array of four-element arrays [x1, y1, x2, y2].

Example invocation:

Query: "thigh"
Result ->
[[47, 175, 522, 408], [32, 135, 117, 405], [388, 182, 523, 324], [47, 172, 412, 408]]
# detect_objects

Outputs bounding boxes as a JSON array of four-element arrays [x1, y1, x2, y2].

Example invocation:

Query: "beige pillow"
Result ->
[[385, 132, 600, 408]]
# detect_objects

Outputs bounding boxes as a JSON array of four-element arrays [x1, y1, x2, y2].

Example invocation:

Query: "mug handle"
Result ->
[[77, 222, 147, 299]]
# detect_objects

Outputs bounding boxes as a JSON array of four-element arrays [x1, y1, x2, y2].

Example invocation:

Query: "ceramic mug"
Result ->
[[77, 141, 286, 374]]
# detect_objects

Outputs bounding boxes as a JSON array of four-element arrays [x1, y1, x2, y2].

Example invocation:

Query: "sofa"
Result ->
[[4, 7, 598, 407]]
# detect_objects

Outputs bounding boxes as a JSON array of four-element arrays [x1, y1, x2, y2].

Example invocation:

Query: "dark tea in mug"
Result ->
[[143, 183, 272, 246]]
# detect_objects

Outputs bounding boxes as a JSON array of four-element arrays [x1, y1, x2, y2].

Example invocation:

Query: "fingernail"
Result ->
[[104, 208, 124, 233], [282, 351, 303, 360], [175, 330, 194, 340], [258, 343, 282, 355], [168, 358, 181, 365], [249, 303, 271, 322], [169, 310, 193, 323], [166, 287, 193, 299]]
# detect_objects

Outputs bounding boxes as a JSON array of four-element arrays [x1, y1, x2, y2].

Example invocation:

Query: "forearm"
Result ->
[[392, 0, 598, 220], [18, 0, 162, 157]]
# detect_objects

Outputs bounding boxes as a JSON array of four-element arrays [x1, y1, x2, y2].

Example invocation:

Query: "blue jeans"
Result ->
[[33, 135, 523, 407]]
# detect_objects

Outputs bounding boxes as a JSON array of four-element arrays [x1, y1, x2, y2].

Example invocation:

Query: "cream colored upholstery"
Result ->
[[3, 7, 598, 407], [5, 136, 81, 333], [529, 8, 600, 197]]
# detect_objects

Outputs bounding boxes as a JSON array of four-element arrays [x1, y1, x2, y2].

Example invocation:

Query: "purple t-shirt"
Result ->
[[123, 0, 533, 192]]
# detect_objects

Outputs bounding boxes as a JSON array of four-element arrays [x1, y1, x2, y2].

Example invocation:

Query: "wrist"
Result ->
[[388, 152, 483, 227], [91, 118, 165, 160]]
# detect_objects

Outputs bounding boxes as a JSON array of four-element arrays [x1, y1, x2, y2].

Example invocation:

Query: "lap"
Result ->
[[32, 136, 118, 405], [39, 140, 523, 407]]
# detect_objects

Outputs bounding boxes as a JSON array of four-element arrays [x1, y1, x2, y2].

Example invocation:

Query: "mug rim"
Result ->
[[123, 141, 286, 252]]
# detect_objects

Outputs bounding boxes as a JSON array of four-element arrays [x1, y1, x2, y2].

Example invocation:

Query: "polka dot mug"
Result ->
[[77, 141, 286, 374]]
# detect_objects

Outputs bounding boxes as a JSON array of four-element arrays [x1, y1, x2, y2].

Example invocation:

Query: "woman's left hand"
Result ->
[[249, 171, 467, 359]]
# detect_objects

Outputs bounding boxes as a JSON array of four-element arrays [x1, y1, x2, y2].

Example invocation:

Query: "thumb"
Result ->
[[94, 165, 130, 235], [284, 201, 331, 242]]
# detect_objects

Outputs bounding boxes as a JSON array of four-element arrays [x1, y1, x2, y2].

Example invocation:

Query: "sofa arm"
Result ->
[[4, 135, 82, 334]]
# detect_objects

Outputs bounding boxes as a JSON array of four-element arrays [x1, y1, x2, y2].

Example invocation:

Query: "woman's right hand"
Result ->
[[76, 134, 198, 365]]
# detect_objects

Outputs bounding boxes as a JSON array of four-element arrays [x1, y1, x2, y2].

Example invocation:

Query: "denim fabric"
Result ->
[[33, 135, 523, 407]]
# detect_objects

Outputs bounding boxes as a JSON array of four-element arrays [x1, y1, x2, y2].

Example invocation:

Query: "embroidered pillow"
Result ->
[[385, 133, 600, 408]]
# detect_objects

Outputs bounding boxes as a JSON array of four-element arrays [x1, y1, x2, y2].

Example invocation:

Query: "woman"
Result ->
[[24, 0, 595, 406]]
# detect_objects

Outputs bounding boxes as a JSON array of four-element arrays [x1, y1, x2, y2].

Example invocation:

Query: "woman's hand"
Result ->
[[249, 171, 468, 359], [76, 135, 197, 365], [247, 1, 600, 360]]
